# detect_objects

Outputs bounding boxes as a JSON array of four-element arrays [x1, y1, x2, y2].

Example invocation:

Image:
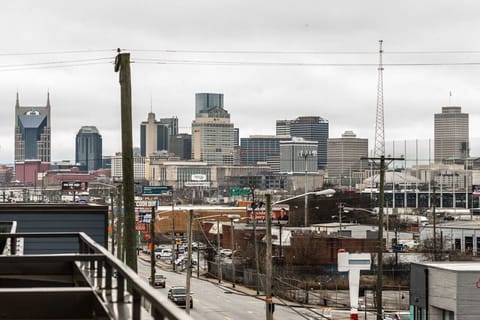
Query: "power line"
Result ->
[[134, 58, 480, 67], [125, 48, 480, 55], [0, 49, 115, 56]]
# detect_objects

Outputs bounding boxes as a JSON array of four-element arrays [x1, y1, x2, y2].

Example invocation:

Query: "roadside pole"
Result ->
[[114, 51, 137, 272], [265, 194, 273, 320], [150, 206, 155, 286], [185, 209, 194, 314]]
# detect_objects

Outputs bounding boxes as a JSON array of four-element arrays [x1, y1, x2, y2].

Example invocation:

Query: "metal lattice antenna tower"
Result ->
[[374, 40, 385, 158]]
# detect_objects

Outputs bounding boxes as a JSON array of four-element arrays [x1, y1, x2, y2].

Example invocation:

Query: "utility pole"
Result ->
[[150, 206, 156, 286], [432, 183, 437, 261], [265, 194, 273, 320], [364, 155, 403, 320], [171, 192, 176, 271], [185, 209, 194, 314], [116, 184, 123, 261], [115, 50, 137, 272], [250, 181, 261, 295], [110, 191, 115, 255], [217, 219, 222, 283]]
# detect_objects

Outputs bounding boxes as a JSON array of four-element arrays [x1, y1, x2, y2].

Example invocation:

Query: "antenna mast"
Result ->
[[374, 40, 385, 158]]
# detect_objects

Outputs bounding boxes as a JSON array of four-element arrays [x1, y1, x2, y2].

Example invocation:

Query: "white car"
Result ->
[[220, 249, 232, 257], [156, 248, 172, 259]]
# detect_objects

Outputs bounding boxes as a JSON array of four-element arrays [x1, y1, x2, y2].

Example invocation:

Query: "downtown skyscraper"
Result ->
[[434, 106, 469, 163], [14, 92, 51, 162], [277, 116, 329, 170], [192, 93, 235, 165], [75, 126, 103, 171]]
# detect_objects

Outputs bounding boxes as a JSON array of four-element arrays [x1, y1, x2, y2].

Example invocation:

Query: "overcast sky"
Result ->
[[1, 1, 480, 164]]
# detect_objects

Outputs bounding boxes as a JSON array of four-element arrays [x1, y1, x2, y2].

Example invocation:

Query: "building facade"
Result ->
[[168, 133, 192, 160], [140, 112, 169, 158], [195, 93, 224, 117], [277, 116, 329, 169], [75, 126, 102, 171], [276, 120, 292, 136], [158, 116, 178, 136], [191, 93, 235, 166], [327, 131, 368, 186], [434, 106, 469, 163], [240, 135, 290, 169], [279, 137, 318, 174], [14, 93, 51, 163], [111, 154, 146, 182]]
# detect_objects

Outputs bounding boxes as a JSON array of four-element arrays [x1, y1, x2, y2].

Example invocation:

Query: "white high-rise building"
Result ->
[[191, 93, 235, 166], [434, 106, 469, 163], [327, 130, 368, 185]]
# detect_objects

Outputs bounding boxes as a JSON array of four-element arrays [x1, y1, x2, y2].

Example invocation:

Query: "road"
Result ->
[[137, 255, 337, 320]]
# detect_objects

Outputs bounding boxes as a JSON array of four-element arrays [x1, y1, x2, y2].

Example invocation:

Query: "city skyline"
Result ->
[[2, 1, 480, 163]]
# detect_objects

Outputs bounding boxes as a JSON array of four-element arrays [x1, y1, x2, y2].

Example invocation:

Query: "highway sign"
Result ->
[[142, 185, 172, 196]]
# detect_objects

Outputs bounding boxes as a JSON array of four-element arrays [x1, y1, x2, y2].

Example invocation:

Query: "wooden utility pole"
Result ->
[[115, 51, 137, 272], [363, 155, 403, 320], [250, 182, 261, 295], [116, 184, 123, 261], [110, 191, 115, 255], [185, 209, 194, 314], [432, 183, 437, 261], [150, 206, 156, 286], [265, 194, 273, 320]]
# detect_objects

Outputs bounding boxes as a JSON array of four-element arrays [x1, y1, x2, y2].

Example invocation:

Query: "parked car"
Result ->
[[384, 311, 409, 320], [156, 248, 172, 259], [167, 286, 193, 308], [220, 248, 232, 257], [148, 274, 166, 288]]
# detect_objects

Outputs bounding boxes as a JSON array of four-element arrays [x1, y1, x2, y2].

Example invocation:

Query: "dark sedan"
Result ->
[[167, 286, 193, 308], [148, 274, 166, 288]]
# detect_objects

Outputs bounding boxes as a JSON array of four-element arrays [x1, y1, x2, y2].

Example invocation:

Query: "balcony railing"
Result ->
[[0, 231, 192, 320]]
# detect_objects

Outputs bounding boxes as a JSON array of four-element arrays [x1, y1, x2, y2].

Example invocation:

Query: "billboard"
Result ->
[[142, 185, 172, 196], [61, 181, 88, 191], [247, 204, 289, 223], [473, 185, 480, 197]]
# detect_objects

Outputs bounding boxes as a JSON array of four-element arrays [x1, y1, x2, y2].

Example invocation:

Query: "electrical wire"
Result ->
[[125, 48, 480, 55], [0, 49, 116, 56], [133, 58, 480, 67]]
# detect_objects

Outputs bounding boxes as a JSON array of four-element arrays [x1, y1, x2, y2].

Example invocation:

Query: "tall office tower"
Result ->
[[75, 126, 103, 171], [234, 128, 240, 147], [192, 93, 235, 165], [327, 131, 368, 184], [140, 112, 169, 157], [111, 153, 146, 182], [279, 137, 318, 174], [14, 92, 51, 162], [240, 135, 290, 166], [169, 133, 192, 160], [434, 106, 469, 163], [276, 120, 292, 136], [159, 116, 178, 136], [195, 93, 224, 117], [290, 116, 329, 169]]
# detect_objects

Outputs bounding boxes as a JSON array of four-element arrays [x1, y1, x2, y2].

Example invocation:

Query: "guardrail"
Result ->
[[0, 232, 192, 320]]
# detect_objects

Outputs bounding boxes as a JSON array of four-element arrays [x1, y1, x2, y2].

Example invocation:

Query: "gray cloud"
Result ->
[[1, 0, 480, 163]]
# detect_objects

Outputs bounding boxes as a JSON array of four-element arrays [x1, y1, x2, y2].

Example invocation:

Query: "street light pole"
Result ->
[[230, 217, 236, 288], [225, 214, 240, 288], [299, 150, 316, 227]]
